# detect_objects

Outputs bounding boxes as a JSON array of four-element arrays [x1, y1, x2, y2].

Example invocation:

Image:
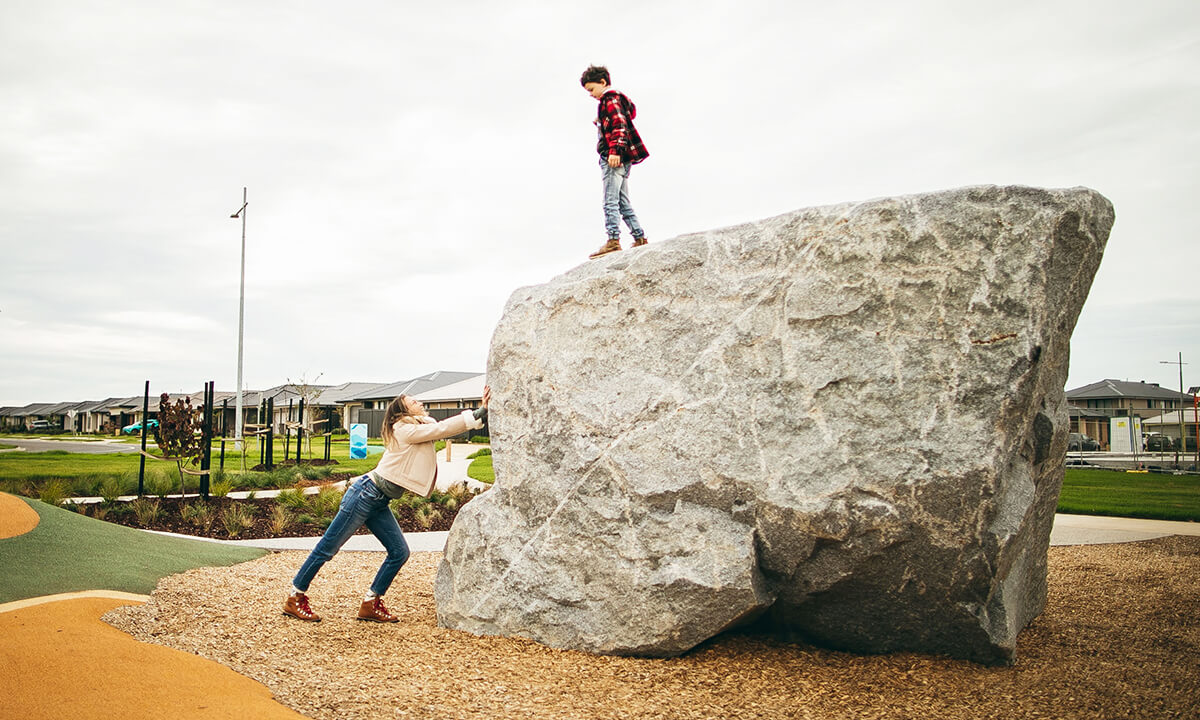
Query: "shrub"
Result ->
[[69, 475, 96, 497], [71, 475, 103, 497], [310, 486, 343, 518], [145, 471, 175, 499], [210, 477, 234, 498], [275, 488, 309, 511], [295, 465, 330, 483], [414, 503, 442, 529], [468, 435, 489, 444], [395, 493, 427, 509], [220, 503, 256, 538], [92, 505, 109, 521], [466, 448, 492, 459], [207, 469, 228, 492], [182, 502, 216, 533], [268, 505, 293, 535], [99, 476, 126, 505], [298, 513, 331, 529], [38, 479, 68, 506], [131, 498, 162, 525]]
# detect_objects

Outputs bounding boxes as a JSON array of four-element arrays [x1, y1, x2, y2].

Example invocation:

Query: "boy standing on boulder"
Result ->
[[580, 65, 649, 259]]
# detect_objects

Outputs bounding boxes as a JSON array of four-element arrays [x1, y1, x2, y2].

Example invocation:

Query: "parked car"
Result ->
[[1067, 432, 1100, 451], [29, 420, 54, 432], [121, 419, 159, 435], [1144, 433, 1174, 452]]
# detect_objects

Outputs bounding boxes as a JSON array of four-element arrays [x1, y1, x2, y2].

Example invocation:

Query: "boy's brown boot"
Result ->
[[631, 237, 648, 247], [589, 239, 622, 259], [282, 592, 321, 622], [357, 596, 399, 623]]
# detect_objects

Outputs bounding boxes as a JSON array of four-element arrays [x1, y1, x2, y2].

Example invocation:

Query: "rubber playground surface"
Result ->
[[3, 491, 1198, 720], [0, 493, 301, 719]]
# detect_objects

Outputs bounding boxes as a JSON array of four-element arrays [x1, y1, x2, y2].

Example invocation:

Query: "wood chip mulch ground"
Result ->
[[104, 535, 1200, 720]]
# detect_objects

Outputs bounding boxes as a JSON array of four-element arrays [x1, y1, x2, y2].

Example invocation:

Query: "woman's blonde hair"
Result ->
[[381, 394, 421, 444]]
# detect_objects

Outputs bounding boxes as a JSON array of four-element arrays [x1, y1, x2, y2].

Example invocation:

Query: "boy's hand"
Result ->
[[607, 154, 622, 168], [482, 385, 491, 408]]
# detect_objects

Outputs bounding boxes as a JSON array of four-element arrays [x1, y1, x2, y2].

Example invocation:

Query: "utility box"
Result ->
[[1109, 416, 1143, 453]]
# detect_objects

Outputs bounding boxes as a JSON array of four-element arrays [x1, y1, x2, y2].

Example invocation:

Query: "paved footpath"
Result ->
[[142, 513, 1200, 554]]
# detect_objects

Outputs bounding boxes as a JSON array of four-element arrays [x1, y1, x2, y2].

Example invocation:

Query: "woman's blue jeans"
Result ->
[[292, 475, 410, 596], [601, 158, 644, 240]]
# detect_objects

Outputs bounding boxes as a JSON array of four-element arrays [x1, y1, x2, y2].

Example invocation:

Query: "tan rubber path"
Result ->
[[0, 596, 309, 720], [0, 491, 39, 538]]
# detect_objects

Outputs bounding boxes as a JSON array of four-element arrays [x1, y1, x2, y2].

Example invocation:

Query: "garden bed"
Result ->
[[66, 479, 478, 540]]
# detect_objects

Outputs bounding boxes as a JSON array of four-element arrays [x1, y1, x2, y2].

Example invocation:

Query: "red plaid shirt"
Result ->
[[595, 90, 648, 164]]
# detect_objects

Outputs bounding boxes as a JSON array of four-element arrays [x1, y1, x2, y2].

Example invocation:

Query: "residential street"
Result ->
[[0, 438, 140, 455]]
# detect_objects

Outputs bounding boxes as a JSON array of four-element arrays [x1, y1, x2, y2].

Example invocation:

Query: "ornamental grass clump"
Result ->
[[38, 479, 68, 506], [99, 476, 125, 506], [414, 503, 442, 530], [131, 497, 162, 525], [275, 488, 309, 511], [210, 476, 234, 498], [310, 486, 342, 519], [182, 502, 216, 533], [220, 503, 256, 538], [268, 505, 293, 535], [145, 471, 175, 499]]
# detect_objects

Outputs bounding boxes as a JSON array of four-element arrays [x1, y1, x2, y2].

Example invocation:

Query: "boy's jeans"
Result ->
[[601, 158, 644, 240], [292, 474, 411, 596]]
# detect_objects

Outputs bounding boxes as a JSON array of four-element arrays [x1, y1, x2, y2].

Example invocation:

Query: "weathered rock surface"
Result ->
[[435, 185, 1114, 664]]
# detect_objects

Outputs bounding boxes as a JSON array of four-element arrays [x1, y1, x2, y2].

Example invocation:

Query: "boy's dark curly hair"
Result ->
[[580, 65, 611, 87]]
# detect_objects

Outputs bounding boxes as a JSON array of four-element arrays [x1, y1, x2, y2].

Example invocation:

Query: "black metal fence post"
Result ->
[[296, 398, 305, 463], [266, 396, 275, 470], [138, 380, 149, 496], [200, 381, 214, 499], [285, 399, 293, 462]]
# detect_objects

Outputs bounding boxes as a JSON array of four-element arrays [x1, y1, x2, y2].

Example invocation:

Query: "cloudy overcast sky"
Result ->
[[2, 0, 1197, 405]]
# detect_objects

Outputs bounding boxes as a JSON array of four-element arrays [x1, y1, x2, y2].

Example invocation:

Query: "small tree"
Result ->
[[286, 372, 325, 459], [153, 393, 205, 497]]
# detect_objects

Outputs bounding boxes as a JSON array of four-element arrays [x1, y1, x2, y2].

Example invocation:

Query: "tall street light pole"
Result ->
[[230, 188, 248, 451], [1160, 352, 1187, 464]]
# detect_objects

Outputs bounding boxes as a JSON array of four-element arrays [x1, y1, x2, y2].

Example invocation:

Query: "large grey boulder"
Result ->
[[436, 185, 1114, 664]]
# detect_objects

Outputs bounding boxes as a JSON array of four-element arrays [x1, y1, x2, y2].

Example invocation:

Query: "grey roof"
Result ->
[[350, 371, 482, 402], [1067, 404, 1111, 418], [1065, 379, 1193, 402], [15, 402, 59, 416], [311, 382, 390, 405]]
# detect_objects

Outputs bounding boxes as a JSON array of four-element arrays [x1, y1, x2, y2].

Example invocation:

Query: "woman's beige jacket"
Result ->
[[373, 410, 483, 498]]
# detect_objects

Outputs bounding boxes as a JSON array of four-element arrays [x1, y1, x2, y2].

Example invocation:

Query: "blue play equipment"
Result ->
[[350, 423, 368, 459]]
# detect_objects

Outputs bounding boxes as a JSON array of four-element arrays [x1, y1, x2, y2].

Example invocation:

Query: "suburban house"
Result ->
[[342, 371, 485, 437], [1066, 379, 1195, 450], [2, 370, 486, 441]]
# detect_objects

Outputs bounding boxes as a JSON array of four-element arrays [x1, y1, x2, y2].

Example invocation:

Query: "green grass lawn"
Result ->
[[1058, 467, 1199, 522], [467, 455, 494, 483], [0, 438, 379, 497], [0, 496, 265, 603], [2, 444, 1195, 522]]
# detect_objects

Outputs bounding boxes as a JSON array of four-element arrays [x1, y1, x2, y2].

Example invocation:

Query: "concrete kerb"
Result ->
[[141, 515, 1199, 554]]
